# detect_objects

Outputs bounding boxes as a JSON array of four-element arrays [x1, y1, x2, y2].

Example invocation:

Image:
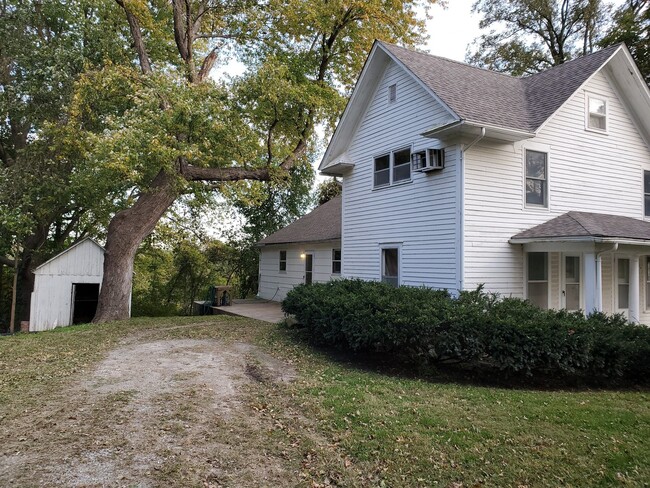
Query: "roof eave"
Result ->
[[256, 238, 341, 248], [509, 236, 650, 246], [423, 120, 535, 142]]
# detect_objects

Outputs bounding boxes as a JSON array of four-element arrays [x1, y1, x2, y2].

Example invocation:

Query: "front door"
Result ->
[[304, 254, 313, 285], [616, 258, 630, 316], [562, 255, 581, 311]]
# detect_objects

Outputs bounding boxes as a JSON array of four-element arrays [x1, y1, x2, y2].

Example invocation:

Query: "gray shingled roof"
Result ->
[[381, 42, 622, 133], [511, 212, 650, 241], [257, 196, 341, 246]]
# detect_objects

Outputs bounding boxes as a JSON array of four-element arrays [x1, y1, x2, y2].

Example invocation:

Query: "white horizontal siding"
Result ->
[[464, 69, 650, 308], [342, 60, 459, 291], [258, 243, 340, 301], [30, 240, 105, 331]]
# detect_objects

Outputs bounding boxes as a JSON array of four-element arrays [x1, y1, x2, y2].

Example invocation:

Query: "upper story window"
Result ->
[[525, 150, 548, 207], [279, 250, 287, 271], [332, 249, 341, 274], [643, 171, 650, 217], [587, 94, 607, 131], [388, 83, 396, 103], [373, 148, 411, 188]]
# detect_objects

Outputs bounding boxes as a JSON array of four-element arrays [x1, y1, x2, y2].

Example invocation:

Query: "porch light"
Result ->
[[300, 253, 306, 259]]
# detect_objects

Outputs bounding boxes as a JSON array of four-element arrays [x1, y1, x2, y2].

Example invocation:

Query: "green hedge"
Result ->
[[282, 280, 650, 383]]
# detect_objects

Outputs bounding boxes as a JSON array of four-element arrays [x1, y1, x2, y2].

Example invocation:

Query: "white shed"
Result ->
[[29, 238, 105, 332]]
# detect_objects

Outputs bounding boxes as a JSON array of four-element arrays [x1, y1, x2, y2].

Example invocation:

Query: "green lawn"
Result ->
[[1, 316, 648, 487]]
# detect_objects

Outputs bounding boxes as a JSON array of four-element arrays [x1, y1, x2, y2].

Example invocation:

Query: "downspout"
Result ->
[[595, 242, 618, 312], [458, 127, 486, 294]]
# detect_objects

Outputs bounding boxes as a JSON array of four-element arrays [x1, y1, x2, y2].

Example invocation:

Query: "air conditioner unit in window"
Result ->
[[411, 148, 445, 172]]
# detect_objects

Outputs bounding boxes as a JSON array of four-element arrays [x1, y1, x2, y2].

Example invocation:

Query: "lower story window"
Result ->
[[617, 258, 630, 310], [646, 257, 650, 310], [332, 249, 341, 274], [279, 250, 287, 271], [527, 252, 548, 309], [382, 248, 399, 287]]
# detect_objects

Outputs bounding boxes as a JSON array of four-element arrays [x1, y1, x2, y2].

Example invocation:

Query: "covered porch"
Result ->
[[510, 211, 650, 324]]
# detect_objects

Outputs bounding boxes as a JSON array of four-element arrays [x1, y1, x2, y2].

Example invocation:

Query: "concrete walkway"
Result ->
[[212, 299, 286, 323]]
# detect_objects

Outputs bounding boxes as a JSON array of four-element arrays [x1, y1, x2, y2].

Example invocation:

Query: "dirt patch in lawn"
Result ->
[[0, 338, 299, 487]]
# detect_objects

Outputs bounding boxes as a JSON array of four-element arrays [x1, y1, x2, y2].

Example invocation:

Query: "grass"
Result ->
[[1, 316, 649, 487]]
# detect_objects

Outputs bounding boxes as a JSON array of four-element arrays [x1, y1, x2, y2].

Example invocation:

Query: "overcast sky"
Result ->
[[425, 0, 481, 61]]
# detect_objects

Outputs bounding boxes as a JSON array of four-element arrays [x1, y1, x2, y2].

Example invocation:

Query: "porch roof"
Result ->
[[510, 211, 650, 244]]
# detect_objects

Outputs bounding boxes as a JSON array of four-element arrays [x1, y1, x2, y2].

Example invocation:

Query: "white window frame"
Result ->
[[641, 170, 650, 219], [279, 250, 287, 272], [616, 256, 631, 314], [645, 256, 650, 311], [372, 147, 412, 189], [379, 243, 402, 287], [332, 249, 341, 275], [524, 149, 549, 209], [585, 92, 608, 133], [525, 251, 550, 309]]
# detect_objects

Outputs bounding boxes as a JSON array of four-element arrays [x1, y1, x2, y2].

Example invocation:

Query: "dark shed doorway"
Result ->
[[71, 283, 100, 324]]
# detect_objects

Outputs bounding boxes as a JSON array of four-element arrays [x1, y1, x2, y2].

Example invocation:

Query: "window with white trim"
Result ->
[[381, 248, 399, 287], [527, 252, 548, 309], [644, 170, 650, 217], [645, 257, 650, 310], [373, 149, 411, 188], [525, 150, 548, 207], [332, 249, 341, 274], [617, 258, 630, 310], [587, 95, 607, 131], [279, 250, 287, 271]]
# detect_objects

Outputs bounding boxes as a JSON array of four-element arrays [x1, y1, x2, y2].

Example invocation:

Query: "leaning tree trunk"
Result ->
[[93, 171, 179, 323]]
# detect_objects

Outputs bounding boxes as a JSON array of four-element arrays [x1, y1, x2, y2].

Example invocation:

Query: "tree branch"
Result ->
[[0, 256, 16, 268], [115, 0, 152, 74], [197, 45, 219, 82], [184, 165, 271, 182]]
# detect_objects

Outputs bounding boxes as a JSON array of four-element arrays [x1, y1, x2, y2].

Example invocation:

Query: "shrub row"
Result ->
[[282, 280, 650, 383]]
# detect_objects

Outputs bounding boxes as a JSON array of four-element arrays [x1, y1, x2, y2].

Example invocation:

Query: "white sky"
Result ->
[[425, 0, 481, 61]]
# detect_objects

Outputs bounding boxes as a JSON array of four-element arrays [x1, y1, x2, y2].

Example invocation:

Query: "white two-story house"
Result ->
[[258, 41, 650, 324]]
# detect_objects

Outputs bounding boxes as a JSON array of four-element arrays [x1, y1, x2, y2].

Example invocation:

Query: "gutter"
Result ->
[[458, 127, 485, 293]]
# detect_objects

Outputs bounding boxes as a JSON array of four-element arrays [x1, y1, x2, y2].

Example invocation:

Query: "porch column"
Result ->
[[630, 255, 640, 323], [583, 252, 598, 315]]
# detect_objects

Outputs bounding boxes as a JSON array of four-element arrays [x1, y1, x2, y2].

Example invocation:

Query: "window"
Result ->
[[527, 252, 548, 309], [388, 83, 396, 103], [279, 250, 287, 271], [587, 95, 607, 131], [373, 149, 411, 188], [646, 257, 650, 310], [374, 155, 390, 187], [644, 171, 650, 217], [332, 249, 341, 274], [618, 258, 630, 310], [382, 248, 399, 287], [525, 150, 548, 207], [393, 149, 411, 182]]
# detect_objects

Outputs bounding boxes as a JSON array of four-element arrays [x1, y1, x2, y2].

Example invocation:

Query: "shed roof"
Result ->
[[34, 238, 105, 271], [510, 212, 650, 242], [257, 196, 341, 246], [381, 42, 622, 133]]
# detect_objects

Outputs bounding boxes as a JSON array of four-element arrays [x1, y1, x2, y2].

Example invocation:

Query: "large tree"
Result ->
[[0, 0, 131, 328], [600, 0, 649, 82], [467, 0, 610, 75], [81, 0, 435, 322]]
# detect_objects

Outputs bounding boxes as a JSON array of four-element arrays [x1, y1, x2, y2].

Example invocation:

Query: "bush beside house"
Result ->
[[282, 280, 650, 384]]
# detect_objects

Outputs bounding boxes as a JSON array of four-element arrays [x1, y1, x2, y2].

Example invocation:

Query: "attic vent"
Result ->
[[388, 83, 396, 103]]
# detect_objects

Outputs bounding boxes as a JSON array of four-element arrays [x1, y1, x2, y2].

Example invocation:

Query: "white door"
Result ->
[[616, 258, 630, 317], [562, 255, 581, 311]]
